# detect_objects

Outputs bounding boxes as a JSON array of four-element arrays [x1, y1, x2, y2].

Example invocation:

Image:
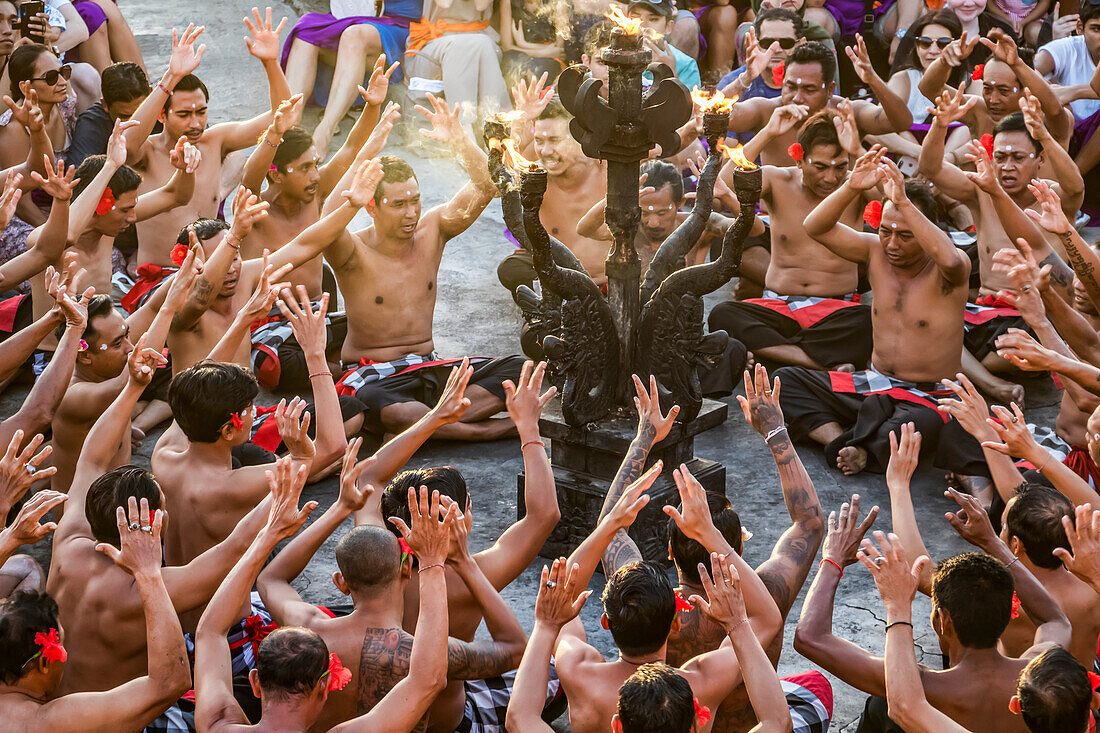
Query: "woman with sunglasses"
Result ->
[[0, 44, 76, 171]]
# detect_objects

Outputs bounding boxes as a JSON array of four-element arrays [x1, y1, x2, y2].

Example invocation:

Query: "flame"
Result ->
[[496, 110, 526, 123], [606, 5, 643, 34], [717, 139, 757, 170], [488, 138, 502, 151], [500, 138, 540, 171], [690, 87, 738, 114]]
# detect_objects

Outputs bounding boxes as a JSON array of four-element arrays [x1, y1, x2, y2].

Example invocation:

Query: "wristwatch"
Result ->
[[895, 29, 907, 39]]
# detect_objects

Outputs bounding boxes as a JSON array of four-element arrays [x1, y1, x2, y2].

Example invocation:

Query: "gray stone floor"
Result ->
[[9, 5, 1064, 729]]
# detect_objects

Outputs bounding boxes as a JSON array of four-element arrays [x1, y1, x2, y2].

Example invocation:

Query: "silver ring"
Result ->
[[873, 556, 885, 565], [1022, 284, 1032, 293], [545, 580, 557, 589], [128, 521, 141, 531], [139, 525, 153, 534], [1011, 417, 1019, 424]]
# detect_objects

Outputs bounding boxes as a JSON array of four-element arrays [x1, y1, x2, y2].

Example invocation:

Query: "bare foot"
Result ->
[[833, 363, 855, 373], [836, 446, 868, 475], [131, 425, 145, 451]]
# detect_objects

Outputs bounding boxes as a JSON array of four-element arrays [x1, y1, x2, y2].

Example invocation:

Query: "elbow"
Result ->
[[792, 624, 822, 661]]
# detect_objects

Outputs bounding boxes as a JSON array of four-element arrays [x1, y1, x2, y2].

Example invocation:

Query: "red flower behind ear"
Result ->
[[863, 200, 883, 229], [787, 143, 804, 161], [398, 537, 413, 558], [229, 412, 244, 430], [95, 188, 116, 216], [1010, 591, 1022, 620], [34, 628, 67, 664], [693, 698, 712, 726], [770, 61, 784, 87], [971, 63, 984, 81], [326, 653, 352, 692], [979, 133, 994, 160], [1089, 671, 1100, 691], [170, 243, 189, 267], [674, 590, 694, 614]]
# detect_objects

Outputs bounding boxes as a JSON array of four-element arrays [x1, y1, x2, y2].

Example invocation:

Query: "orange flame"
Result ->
[[496, 110, 526, 123], [690, 87, 738, 114], [500, 138, 540, 171], [718, 139, 757, 170], [606, 5, 643, 34]]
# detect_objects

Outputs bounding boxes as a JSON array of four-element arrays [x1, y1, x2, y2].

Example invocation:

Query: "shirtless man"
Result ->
[[794, 482, 1071, 732], [255, 453, 527, 732], [726, 40, 912, 168], [710, 112, 876, 373], [0, 499, 191, 733], [122, 15, 288, 274], [498, 100, 609, 292], [787, 149, 982, 477], [195, 460, 452, 733], [276, 99, 523, 440]]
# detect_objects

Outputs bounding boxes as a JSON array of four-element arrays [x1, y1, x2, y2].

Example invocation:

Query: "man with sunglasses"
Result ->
[[719, 9, 805, 104]]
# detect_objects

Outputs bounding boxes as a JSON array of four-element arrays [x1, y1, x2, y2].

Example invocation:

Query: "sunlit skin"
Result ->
[[799, 143, 850, 199], [159, 89, 208, 144], [876, 203, 924, 270], [757, 18, 802, 81], [779, 63, 833, 113], [271, 147, 322, 204], [990, 131, 1042, 197], [0, 1, 16, 57], [638, 185, 679, 244], [915, 23, 954, 70], [370, 178, 423, 241], [532, 117, 587, 177], [981, 59, 1022, 120]]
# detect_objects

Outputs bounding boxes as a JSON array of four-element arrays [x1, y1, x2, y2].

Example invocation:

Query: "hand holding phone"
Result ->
[[18, 2, 47, 45]]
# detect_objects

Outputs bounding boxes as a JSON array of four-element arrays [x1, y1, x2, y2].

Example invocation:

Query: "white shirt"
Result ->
[[1038, 35, 1100, 121], [329, 0, 379, 19]]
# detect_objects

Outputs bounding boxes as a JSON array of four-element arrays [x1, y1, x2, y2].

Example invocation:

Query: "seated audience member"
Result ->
[[0, 45, 79, 170], [67, 61, 150, 169], [1035, 2, 1100, 123], [719, 11, 805, 105], [281, 1, 418, 155], [500, 0, 566, 86], [628, 0, 701, 89], [195, 457, 453, 733], [69, 0, 145, 72], [677, 0, 742, 78], [986, 0, 1049, 47]]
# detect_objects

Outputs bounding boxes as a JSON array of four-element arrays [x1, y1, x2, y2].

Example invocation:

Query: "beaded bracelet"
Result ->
[[418, 563, 445, 574], [521, 439, 545, 450], [308, 371, 332, 380]]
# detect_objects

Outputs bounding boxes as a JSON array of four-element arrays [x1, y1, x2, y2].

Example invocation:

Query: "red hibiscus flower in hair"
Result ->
[[1089, 671, 1100, 691], [971, 63, 984, 81], [770, 61, 784, 87], [979, 133, 994, 160], [674, 590, 694, 614], [1010, 591, 1022, 620], [34, 628, 67, 664], [863, 200, 883, 229], [95, 188, 116, 216], [325, 653, 352, 692], [398, 537, 413, 560], [170, 243, 190, 267], [229, 412, 244, 430], [693, 698, 712, 726], [787, 143, 804, 161]]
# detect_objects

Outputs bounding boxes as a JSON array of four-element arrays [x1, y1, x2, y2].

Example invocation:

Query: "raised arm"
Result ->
[[194, 459, 317, 733], [802, 147, 882, 263], [125, 25, 205, 159], [846, 35, 914, 133], [1053, 503, 1100, 596], [1024, 180, 1100, 311], [319, 56, 399, 195], [134, 137, 200, 220], [738, 366, 825, 619], [741, 103, 809, 163], [916, 32, 980, 101], [883, 424, 937, 596], [204, 256, 287, 363], [1019, 91, 1083, 213], [6, 160, 77, 290], [0, 490, 66, 578], [69, 120, 137, 242], [917, 92, 981, 203], [241, 94, 304, 194], [982, 30, 1072, 141]]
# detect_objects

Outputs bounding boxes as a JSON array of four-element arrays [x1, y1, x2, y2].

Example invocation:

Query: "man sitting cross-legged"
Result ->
[[195, 458, 453, 733], [256, 453, 528, 731]]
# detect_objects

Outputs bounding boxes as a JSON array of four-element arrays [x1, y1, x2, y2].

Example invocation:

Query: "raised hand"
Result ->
[[848, 145, 887, 191], [390, 485, 458, 568], [994, 329, 1057, 372], [844, 34, 878, 84], [427, 358, 473, 424], [243, 6, 287, 63], [337, 438, 375, 513], [361, 101, 400, 159], [48, 267, 94, 330], [822, 494, 879, 568], [169, 24, 207, 78], [4, 88, 43, 133], [878, 157, 907, 204], [504, 360, 556, 432], [271, 93, 305, 136], [106, 119, 141, 168], [939, 30, 980, 68], [1, 490, 67, 546], [963, 138, 1001, 194], [264, 456, 317, 539], [664, 463, 724, 543], [169, 136, 202, 173], [29, 156, 77, 201], [632, 374, 680, 446], [1024, 179, 1071, 235], [1018, 90, 1048, 141], [274, 396, 316, 461], [689, 551, 749, 630], [857, 532, 929, 620], [237, 255, 285, 326], [511, 72, 554, 122], [126, 332, 169, 387], [742, 27, 778, 81], [535, 558, 591, 629], [605, 461, 660, 529], [833, 98, 861, 156], [163, 243, 203, 312], [944, 487, 998, 549], [764, 103, 809, 138], [229, 186, 270, 239], [95, 497, 166, 579], [416, 93, 464, 145], [980, 28, 1019, 66], [737, 364, 783, 436], [981, 402, 1042, 459], [342, 157, 384, 208], [0, 170, 23, 229], [359, 55, 400, 107], [1053, 503, 1100, 586], [0, 430, 55, 514], [885, 422, 922, 488], [935, 374, 996, 441], [928, 88, 977, 126], [276, 285, 328, 357]]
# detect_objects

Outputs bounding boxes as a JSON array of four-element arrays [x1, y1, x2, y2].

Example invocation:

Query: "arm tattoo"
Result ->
[[1057, 232, 1097, 292], [598, 431, 654, 522], [1041, 249, 1075, 292], [357, 627, 423, 729], [191, 277, 216, 308], [447, 639, 517, 680], [602, 529, 643, 575]]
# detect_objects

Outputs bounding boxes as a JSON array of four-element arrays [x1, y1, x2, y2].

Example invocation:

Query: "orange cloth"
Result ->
[[406, 17, 490, 53]]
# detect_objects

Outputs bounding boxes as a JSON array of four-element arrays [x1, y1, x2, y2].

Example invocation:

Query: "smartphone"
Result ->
[[18, 1, 46, 45]]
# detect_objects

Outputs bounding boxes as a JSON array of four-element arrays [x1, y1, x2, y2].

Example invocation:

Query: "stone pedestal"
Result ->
[[518, 398, 728, 565]]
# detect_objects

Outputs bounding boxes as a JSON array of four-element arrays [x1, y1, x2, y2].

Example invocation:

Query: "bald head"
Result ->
[[335, 526, 401, 590]]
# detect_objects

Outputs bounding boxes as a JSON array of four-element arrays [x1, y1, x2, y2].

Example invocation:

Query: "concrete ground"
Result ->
[[11, 3, 1063, 729]]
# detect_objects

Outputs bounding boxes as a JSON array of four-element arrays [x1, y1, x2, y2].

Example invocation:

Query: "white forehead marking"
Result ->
[[795, 77, 802, 84], [382, 198, 389, 204], [405, 190, 412, 197], [890, 223, 898, 229], [647, 205, 654, 211], [1005, 145, 1013, 152], [99, 344, 108, 351]]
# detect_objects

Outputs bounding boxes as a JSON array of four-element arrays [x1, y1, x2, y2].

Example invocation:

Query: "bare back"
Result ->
[[539, 169, 609, 284]]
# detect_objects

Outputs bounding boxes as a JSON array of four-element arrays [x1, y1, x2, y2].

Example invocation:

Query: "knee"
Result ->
[[710, 5, 739, 30], [707, 300, 736, 329], [340, 24, 379, 51]]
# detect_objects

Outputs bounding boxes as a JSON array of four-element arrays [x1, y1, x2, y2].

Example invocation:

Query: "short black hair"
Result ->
[[1005, 484, 1072, 570], [536, 98, 570, 122], [639, 159, 684, 204], [175, 218, 230, 247], [86, 466, 162, 546], [583, 19, 615, 61], [668, 492, 741, 584], [56, 293, 114, 343], [602, 561, 676, 656], [903, 178, 940, 225], [101, 62, 150, 107], [786, 41, 836, 87], [754, 7, 804, 39], [0, 591, 60, 684], [72, 156, 143, 201], [256, 627, 329, 700], [1082, 1, 1100, 26], [335, 525, 401, 589], [167, 361, 259, 443], [1018, 646, 1092, 733], [796, 110, 842, 157], [373, 155, 418, 201], [993, 112, 1043, 154], [381, 466, 468, 548], [617, 662, 695, 733], [8, 45, 52, 102], [272, 126, 313, 176], [164, 73, 209, 113], [931, 552, 1014, 649]]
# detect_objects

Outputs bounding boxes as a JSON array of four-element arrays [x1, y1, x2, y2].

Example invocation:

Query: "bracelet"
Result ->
[[820, 558, 843, 577], [418, 562, 445, 574], [1006, 554, 1021, 569], [262, 134, 280, 148], [726, 616, 749, 632], [156, 80, 172, 96], [764, 426, 788, 444], [308, 371, 332, 380], [224, 233, 241, 250], [521, 439, 546, 450], [885, 620, 913, 632]]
